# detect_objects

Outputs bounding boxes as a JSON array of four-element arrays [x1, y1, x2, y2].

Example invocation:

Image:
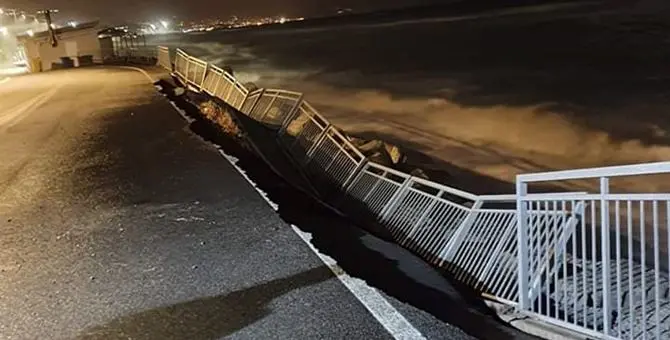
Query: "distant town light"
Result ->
[[69, 21, 78, 28], [50, 23, 56, 29], [279, 17, 286, 24], [0, 9, 4, 15], [160, 20, 169, 29], [0, 26, 8, 36], [26, 29, 34, 37]]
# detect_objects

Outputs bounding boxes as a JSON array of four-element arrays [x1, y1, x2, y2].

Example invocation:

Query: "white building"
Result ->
[[17, 21, 102, 72]]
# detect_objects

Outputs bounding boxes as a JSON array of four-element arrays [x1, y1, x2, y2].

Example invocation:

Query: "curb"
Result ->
[[486, 301, 592, 340]]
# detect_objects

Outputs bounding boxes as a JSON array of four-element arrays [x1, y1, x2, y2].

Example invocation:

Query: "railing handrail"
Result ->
[[518, 161, 670, 183]]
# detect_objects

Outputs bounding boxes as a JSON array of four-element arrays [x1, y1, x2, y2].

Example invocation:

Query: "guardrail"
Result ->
[[157, 46, 171, 71], [155, 46, 670, 339], [155, 45, 522, 304], [517, 163, 670, 339]]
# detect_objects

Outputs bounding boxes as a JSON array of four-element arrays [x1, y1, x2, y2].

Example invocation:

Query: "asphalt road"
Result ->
[[0, 67, 485, 340]]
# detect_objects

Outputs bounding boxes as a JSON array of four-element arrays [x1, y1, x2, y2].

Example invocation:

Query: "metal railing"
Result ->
[[156, 44, 543, 306], [247, 89, 303, 128], [156, 46, 670, 339], [517, 163, 670, 339], [173, 49, 189, 84], [157, 46, 171, 71]]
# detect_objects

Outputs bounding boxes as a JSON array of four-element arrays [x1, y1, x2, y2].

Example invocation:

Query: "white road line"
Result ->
[[128, 65, 426, 339], [218, 152, 426, 340], [0, 86, 60, 128], [0, 77, 10, 86]]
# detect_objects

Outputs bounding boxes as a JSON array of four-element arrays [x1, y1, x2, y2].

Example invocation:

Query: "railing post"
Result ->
[[279, 95, 304, 135], [438, 200, 484, 264], [378, 178, 413, 222], [600, 177, 612, 335], [213, 71, 223, 97], [341, 158, 367, 191], [199, 63, 209, 90], [184, 56, 190, 84], [404, 192, 441, 244], [239, 90, 251, 112], [257, 93, 278, 122], [243, 89, 264, 116], [304, 125, 331, 164], [517, 180, 530, 311]]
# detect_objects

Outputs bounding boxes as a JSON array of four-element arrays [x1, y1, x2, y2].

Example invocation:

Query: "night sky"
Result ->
[[0, 0, 446, 23]]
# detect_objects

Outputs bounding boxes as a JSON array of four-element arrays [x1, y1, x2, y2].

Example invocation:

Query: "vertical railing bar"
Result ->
[[545, 201, 551, 319], [459, 212, 494, 277], [653, 200, 660, 340], [478, 213, 516, 284], [561, 200, 568, 323], [424, 205, 462, 254], [304, 125, 331, 163], [413, 203, 445, 256], [278, 95, 304, 135], [379, 178, 413, 223], [477, 213, 515, 288], [582, 201, 588, 327], [615, 200, 622, 339], [590, 199, 597, 330], [418, 204, 451, 260], [667, 201, 670, 340], [405, 194, 440, 245], [600, 178, 611, 336], [441, 200, 485, 264], [213, 71, 223, 98], [428, 207, 467, 264], [517, 180, 530, 310], [345, 162, 371, 196], [628, 200, 634, 337], [571, 200, 579, 327], [258, 93, 278, 122], [552, 200, 560, 320], [640, 200, 647, 340]]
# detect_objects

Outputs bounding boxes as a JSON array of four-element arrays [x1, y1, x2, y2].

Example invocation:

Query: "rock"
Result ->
[[410, 168, 430, 180], [368, 151, 392, 166], [174, 87, 186, 96], [384, 143, 405, 165], [244, 82, 258, 92], [222, 66, 234, 76], [357, 139, 384, 154]]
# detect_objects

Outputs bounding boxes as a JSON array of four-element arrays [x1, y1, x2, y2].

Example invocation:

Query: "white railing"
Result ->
[[157, 46, 171, 71], [517, 162, 670, 339], [173, 49, 189, 84], [156, 46, 670, 339]]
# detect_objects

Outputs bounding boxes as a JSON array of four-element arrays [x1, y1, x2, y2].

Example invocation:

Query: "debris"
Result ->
[[174, 87, 186, 96]]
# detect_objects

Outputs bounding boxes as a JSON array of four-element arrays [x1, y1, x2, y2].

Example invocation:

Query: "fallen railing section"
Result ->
[[154, 46, 670, 340], [517, 164, 670, 340]]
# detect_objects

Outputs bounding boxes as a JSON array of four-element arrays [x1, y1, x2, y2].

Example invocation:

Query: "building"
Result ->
[[17, 21, 102, 72]]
